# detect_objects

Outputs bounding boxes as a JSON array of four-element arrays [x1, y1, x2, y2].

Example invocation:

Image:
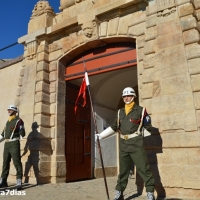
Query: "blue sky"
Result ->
[[0, 0, 60, 59]]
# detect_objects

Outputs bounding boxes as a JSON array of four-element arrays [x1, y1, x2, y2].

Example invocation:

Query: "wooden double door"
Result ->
[[65, 83, 91, 182]]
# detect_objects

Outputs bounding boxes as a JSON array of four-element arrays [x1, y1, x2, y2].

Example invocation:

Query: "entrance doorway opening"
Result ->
[[65, 42, 138, 182]]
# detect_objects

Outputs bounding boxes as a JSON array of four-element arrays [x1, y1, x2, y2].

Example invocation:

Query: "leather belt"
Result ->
[[120, 132, 141, 140], [5, 138, 20, 142]]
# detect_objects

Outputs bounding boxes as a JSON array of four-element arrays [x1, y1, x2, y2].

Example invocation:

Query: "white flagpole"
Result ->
[[82, 57, 110, 200]]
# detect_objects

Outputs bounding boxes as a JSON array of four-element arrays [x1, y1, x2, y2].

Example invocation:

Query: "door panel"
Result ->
[[65, 83, 91, 182]]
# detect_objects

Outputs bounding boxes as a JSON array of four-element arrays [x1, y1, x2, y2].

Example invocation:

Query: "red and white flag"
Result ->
[[74, 71, 90, 113]]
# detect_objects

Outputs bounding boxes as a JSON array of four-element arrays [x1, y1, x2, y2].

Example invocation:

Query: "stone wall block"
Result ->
[[49, 42, 62, 53], [143, 54, 155, 69], [157, 20, 182, 36], [57, 115, 65, 127], [145, 26, 157, 41], [20, 68, 24, 77], [129, 23, 145, 36], [192, 0, 200, 9], [39, 161, 51, 177], [50, 93, 56, 103], [185, 43, 200, 59], [14, 97, 20, 106], [146, 3, 157, 16], [37, 52, 49, 62], [35, 92, 50, 103], [144, 40, 156, 55], [49, 71, 57, 82], [161, 132, 200, 148], [118, 15, 131, 35], [141, 83, 153, 99], [56, 126, 65, 138], [99, 21, 108, 37], [180, 16, 197, 31], [16, 88, 21, 97], [50, 82, 56, 93], [38, 127, 51, 138], [37, 42, 49, 54], [183, 29, 200, 44], [191, 74, 200, 91], [55, 138, 65, 155], [188, 58, 200, 75], [50, 115, 55, 127], [57, 103, 65, 116], [108, 17, 119, 36], [128, 11, 146, 27], [51, 127, 55, 138], [137, 48, 144, 61], [50, 104, 56, 115], [36, 71, 49, 83], [60, 37, 72, 53], [197, 110, 200, 127], [35, 103, 50, 115], [137, 35, 145, 49], [49, 61, 57, 72], [142, 68, 154, 84], [156, 148, 200, 166], [36, 62, 49, 72], [51, 161, 66, 177], [34, 114, 50, 127], [157, 33, 183, 49], [152, 110, 197, 132], [194, 92, 200, 109], [194, 9, 200, 21], [175, 0, 191, 6], [178, 3, 194, 17], [146, 14, 157, 28], [18, 77, 23, 86], [49, 50, 62, 62], [36, 82, 49, 93]]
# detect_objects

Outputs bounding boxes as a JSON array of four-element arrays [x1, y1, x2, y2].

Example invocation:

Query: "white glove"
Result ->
[[0, 135, 5, 143], [96, 127, 115, 140]]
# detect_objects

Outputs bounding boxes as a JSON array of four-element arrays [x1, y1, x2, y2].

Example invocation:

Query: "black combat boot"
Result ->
[[0, 177, 8, 188], [113, 190, 124, 200], [15, 179, 22, 190]]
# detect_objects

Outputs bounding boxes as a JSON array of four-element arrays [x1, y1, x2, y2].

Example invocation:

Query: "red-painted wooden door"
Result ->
[[65, 83, 91, 182]]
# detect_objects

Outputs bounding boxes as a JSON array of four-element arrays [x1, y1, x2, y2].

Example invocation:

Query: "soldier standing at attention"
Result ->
[[96, 87, 155, 200], [0, 105, 25, 190]]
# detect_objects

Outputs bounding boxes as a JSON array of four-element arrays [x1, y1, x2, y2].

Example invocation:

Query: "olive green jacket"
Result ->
[[1, 116, 25, 139], [111, 104, 152, 152]]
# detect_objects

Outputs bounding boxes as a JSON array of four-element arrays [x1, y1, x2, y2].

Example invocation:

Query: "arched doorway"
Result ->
[[64, 41, 138, 182]]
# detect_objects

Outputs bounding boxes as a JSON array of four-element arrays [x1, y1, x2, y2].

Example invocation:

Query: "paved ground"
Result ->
[[0, 176, 189, 200]]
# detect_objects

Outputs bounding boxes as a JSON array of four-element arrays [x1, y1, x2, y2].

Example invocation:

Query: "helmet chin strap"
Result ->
[[8, 111, 16, 116], [124, 97, 134, 104]]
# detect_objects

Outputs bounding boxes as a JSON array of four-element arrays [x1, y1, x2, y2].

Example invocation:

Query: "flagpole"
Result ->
[[82, 57, 110, 200]]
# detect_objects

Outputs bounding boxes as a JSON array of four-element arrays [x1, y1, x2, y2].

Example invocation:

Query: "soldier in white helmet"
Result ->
[[96, 87, 155, 200], [0, 105, 25, 190]]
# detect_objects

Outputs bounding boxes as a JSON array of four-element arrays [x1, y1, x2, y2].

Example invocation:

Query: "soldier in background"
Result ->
[[0, 105, 25, 190], [96, 87, 155, 200]]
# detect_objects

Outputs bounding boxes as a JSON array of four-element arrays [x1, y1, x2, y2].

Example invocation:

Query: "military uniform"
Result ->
[[1, 116, 25, 181], [111, 104, 155, 193]]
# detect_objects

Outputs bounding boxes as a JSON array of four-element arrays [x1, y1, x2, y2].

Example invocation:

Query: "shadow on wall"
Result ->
[[21, 122, 53, 184], [136, 127, 166, 199]]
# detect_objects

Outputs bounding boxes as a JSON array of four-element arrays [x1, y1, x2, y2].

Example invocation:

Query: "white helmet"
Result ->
[[7, 105, 18, 112], [122, 87, 136, 97]]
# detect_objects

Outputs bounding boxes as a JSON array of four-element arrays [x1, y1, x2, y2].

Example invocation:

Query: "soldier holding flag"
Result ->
[[96, 87, 155, 200]]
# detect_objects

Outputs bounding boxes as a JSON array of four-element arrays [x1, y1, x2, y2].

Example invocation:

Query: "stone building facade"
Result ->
[[0, 0, 200, 198]]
